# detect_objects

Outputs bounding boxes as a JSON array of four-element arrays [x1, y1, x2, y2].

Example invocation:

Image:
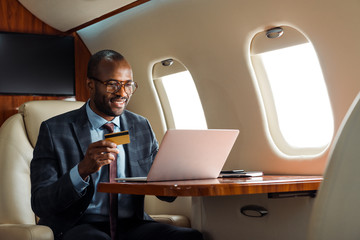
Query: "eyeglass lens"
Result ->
[[106, 80, 137, 94]]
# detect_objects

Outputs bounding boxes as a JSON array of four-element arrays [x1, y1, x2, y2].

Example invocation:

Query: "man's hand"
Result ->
[[78, 140, 119, 180]]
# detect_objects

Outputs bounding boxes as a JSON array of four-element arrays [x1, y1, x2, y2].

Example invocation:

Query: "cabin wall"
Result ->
[[77, 1, 360, 236], [0, 0, 90, 126], [78, 0, 360, 176], [192, 194, 315, 240]]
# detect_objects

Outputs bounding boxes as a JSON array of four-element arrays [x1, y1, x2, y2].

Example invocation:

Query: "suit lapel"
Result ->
[[120, 111, 134, 176], [71, 104, 92, 158], [70, 109, 135, 176]]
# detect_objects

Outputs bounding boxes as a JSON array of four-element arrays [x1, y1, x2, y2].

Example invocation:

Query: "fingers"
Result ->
[[89, 140, 119, 155], [92, 140, 118, 150], [78, 140, 119, 179], [97, 151, 117, 162]]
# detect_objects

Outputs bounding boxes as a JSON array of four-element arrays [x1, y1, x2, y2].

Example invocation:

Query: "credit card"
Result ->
[[105, 130, 130, 145]]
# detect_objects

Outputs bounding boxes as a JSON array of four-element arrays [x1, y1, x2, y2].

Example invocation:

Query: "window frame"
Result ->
[[250, 26, 334, 156]]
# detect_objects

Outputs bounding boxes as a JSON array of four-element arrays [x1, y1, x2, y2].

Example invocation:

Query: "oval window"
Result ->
[[250, 26, 334, 156], [152, 59, 207, 130]]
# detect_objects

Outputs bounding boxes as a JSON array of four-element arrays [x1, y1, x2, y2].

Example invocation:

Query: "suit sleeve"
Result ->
[[30, 121, 92, 219]]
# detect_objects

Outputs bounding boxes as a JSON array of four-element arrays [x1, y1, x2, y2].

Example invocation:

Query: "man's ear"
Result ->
[[87, 78, 94, 90]]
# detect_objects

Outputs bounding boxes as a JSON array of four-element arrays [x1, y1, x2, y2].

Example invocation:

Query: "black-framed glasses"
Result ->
[[90, 77, 138, 95]]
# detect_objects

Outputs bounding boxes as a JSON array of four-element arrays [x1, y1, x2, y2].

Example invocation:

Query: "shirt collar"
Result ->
[[86, 101, 120, 130]]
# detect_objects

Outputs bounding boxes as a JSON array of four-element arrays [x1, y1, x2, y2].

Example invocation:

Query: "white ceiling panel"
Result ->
[[18, 0, 137, 32]]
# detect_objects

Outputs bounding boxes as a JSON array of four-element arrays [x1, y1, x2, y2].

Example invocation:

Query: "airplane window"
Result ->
[[251, 26, 334, 156], [152, 59, 207, 129]]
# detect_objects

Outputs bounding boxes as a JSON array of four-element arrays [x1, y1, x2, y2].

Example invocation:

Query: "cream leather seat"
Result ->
[[0, 100, 189, 240], [307, 92, 360, 240]]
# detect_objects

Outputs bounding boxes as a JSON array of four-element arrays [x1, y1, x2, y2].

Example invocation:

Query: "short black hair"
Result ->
[[87, 50, 125, 78]]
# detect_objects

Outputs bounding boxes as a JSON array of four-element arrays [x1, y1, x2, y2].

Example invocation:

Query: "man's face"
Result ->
[[88, 59, 134, 121]]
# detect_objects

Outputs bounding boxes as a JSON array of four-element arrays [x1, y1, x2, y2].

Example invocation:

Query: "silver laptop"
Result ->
[[115, 129, 239, 182]]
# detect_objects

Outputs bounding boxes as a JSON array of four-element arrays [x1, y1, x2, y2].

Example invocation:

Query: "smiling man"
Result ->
[[87, 55, 134, 120], [30, 50, 203, 240]]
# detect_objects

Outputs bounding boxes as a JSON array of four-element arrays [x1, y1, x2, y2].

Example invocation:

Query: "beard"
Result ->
[[93, 88, 129, 117]]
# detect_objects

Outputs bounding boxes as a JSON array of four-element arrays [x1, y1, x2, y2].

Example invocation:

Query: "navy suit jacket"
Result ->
[[30, 104, 159, 239]]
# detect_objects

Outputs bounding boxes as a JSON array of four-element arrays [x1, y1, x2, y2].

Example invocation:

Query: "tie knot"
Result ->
[[103, 122, 115, 133]]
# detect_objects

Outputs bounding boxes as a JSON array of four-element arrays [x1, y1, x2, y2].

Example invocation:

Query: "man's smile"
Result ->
[[110, 97, 127, 108]]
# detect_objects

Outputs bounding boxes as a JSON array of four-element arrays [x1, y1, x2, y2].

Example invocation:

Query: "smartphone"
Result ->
[[220, 170, 245, 174]]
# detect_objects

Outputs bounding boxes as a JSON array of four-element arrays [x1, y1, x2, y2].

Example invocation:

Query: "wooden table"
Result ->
[[97, 175, 323, 196]]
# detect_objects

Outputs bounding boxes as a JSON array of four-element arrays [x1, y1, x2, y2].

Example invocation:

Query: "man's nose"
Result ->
[[114, 84, 127, 96]]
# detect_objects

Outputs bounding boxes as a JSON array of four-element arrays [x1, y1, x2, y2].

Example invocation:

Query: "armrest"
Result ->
[[0, 224, 53, 240], [150, 214, 191, 228]]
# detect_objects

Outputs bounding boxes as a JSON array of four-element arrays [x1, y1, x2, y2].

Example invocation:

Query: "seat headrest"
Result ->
[[19, 100, 85, 147], [308, 92, 360, 239]]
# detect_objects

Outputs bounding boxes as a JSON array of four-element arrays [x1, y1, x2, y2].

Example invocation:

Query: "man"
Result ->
[[30, 50, 203, 240]]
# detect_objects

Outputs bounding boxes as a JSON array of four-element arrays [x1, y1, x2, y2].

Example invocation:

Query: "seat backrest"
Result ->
[[0, 100, 84, 224], [307, 92, 360, 240]]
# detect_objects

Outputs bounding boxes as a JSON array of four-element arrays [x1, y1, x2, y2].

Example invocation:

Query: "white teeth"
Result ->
[[112, 98, 126, 103]]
